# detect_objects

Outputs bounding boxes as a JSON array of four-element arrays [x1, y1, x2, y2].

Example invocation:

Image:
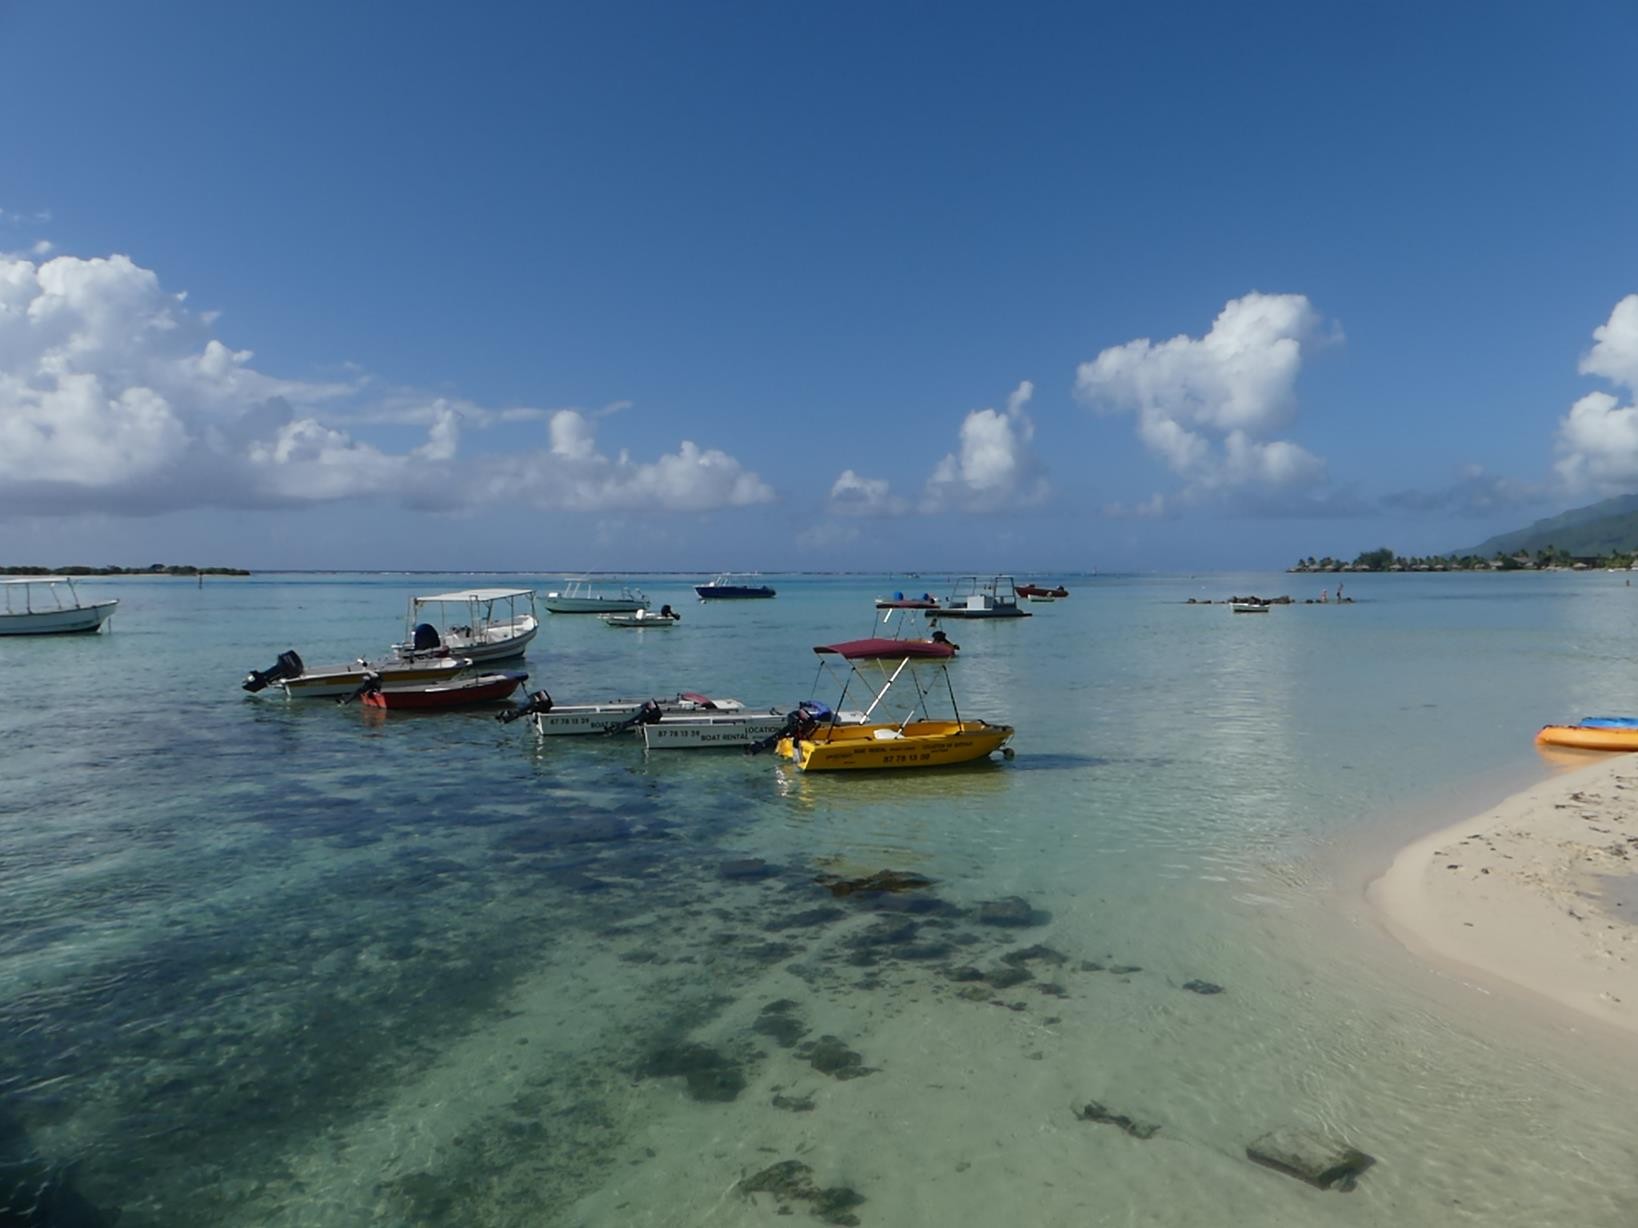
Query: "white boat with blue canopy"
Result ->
[[393, 587, 538, 663], [0, 577, 118, 636]]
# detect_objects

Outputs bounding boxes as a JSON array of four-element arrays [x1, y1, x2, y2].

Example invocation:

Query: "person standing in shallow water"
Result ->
[[1337, 581, 1344, 602]]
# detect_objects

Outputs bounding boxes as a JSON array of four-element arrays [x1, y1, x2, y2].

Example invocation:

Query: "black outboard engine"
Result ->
[[337, 671, 383, 706], [746, 700, 829, 756], [659, 604, 678, 620], [929, 629, 958, 651], [606, 699, 664, 735], [243, 649, 305, 693], [498, 690, 553, 724], [411, 622, 441, 652]]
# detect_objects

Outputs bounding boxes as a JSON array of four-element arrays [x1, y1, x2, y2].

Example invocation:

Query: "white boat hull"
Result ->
[[639, 710, 790, 749], [0, 600, 118, 636], [532, 696, 746, 736], [279, 658, 473, 699], [401, 616, 538, 662], [600, 611, 677, 628]]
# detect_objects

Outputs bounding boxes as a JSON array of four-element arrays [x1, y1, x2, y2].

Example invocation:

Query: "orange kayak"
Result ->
[[1534, 725, 1638, 752]]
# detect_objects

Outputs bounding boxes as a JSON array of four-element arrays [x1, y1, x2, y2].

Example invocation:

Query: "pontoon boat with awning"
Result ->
[[393, 588, 538, 662], [0, 577, 118, 636], [769, 637, 1013, 771]]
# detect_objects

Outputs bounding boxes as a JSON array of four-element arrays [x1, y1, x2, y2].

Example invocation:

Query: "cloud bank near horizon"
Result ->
[[0, 250, 774, 516]]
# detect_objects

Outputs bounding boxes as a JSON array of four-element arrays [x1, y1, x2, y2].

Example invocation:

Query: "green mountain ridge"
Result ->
[[1456, 494, 1638, 558]]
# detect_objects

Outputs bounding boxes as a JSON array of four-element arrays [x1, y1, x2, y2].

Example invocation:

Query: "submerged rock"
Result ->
[[816, 868, 936, 897], [1073, 1100, 1161, 1140], [976, 896, 1042, 927], [984, 965, 1033, 989], [766, 906, 847, 932], [1001, 944, 1067, 967], [848, 918, 919, 948], [772, 1091, 816, 1112], [500, 814, 633, 851], [719, 857, 780, 881], [636, 1041, 747, 1102], [1246, 1128, 1376, 1191], [1182, 979, 1224, 995], [800, 1035, 875, 1080], [739, 1160, 866, 1226], [945, 964, 986, 982], [752, 1000, 809, 1048]]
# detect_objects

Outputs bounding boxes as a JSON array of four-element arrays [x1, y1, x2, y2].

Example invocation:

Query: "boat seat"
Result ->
[[872, 728, 904, 740]]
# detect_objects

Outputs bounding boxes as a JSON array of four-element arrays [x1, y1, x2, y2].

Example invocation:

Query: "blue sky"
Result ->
[[2, 0, 1636, 571]]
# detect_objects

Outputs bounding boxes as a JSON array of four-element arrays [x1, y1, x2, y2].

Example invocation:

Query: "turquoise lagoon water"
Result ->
[[5, 571, 1638, 1225]]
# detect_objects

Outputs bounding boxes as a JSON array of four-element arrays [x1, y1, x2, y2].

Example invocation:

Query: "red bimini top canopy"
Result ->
[[813, 637, 956, 660]]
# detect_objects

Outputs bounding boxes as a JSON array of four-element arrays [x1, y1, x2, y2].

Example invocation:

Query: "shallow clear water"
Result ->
[[5, 570, 1638, 1225]]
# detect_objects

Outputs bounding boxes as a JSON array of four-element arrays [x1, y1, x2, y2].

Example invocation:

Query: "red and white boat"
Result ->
[[1014, 582, 1069, 599], [352, 670, 528, 710]]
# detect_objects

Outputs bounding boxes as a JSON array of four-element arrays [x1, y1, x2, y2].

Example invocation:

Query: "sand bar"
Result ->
[[1372, 753, 1638, 1036]]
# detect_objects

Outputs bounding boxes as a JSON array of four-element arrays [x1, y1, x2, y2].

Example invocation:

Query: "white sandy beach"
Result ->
[[1372, 753, 1638, 1037]]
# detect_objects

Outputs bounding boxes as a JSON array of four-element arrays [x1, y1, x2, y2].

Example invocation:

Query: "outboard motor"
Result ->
[[337, 671, 383, 706], [605, 699, 664, 735], [243, 649, 305, 693], [747, 701, 830, 756], [498, 690, 553, 724], [411, 623, 441, 652], [929, 629, 959, 652], [659, 604, 678, 620]]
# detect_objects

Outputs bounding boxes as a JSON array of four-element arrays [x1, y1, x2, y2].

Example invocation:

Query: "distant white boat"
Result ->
[[926, 575, 1031, 619], [394, 587, 538, 662], [543, 578, 648, 613], [0, 576, 118, 636], [599, 605, 681, 628]]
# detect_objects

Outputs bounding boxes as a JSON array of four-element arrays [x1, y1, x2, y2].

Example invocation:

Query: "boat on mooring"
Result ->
[[500, 691, 751, 736], [1014, 582, 1069, 599], [542, 578, 648, 613], [874, 590, 940, 610], [695, 573, 777, 600], [600, 605, 681, 628], [767, 637, 1012, 771], [343, 669, 529, 711], [243, 650, 475, 699], [0, 576, 119, 636], [925, 575, 1031, 619], [393, 587, 538, 662]]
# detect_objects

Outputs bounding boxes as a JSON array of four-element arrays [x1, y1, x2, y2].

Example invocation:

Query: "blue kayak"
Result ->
[[1579, 716, 1638, 728]]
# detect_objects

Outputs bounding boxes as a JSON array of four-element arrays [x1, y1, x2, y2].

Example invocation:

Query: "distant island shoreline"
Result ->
[[2, 564, 251, 577], [1290, 547, 1635, 573]]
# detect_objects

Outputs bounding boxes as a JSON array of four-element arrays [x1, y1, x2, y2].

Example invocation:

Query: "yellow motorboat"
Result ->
[[1535, 724, 1638, 752], [767, 637, 1015, 772], [778, 719, 1014, 771]]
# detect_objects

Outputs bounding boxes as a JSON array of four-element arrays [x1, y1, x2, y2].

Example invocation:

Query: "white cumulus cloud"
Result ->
[[1555, 296, 1638, 491], [923, 380, 1047, 510], [827, 468, 907, 516], [0, 249, 774, 515], [1075, 292, 1332, 495]]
